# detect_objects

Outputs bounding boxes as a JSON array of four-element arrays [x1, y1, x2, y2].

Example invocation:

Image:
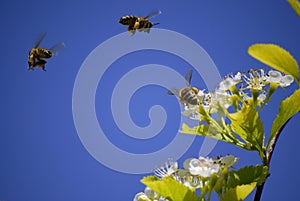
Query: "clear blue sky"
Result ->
[[1, 1, 300, 200]]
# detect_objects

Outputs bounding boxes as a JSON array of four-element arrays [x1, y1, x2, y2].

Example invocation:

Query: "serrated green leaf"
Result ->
[[214, 165, 268, 200], [248, 44, 299, 85], [227, 105, 264, 152], [226, 165, 268, 188], [267, 89, 300, 147], [288, 0, 300, 18], [221, 183, 256, 201], [141, 176, 199, 201]]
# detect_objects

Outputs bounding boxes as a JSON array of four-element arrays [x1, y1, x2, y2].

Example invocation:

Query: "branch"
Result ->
[[253, 118, 291, 201]]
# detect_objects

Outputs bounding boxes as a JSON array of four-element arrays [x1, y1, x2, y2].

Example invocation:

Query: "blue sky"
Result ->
[[1, 1, 300, 200]]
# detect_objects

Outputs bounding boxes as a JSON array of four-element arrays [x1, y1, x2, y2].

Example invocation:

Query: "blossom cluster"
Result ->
[[133, 155, 238, 201], [182, 69, 294, 119]]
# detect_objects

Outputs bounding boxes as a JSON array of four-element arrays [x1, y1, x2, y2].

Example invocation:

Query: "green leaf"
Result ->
[[248, 44, 299, 85], [267, 89, 300, 147], [214, 165, 268, 200], [181, 122, 248, 150], [226, 165, 269, 188], [180, 123, 224, 141], [180, 123, 199, 135], [288, 0, 300, 18], [141, 176, 199, 201], [221, 183, 257, 201], [227, 105, 264, 152]]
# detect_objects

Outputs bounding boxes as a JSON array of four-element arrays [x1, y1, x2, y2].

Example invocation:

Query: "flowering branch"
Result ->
[[134, 156, 268, 201], [133, 2, 300, 200], [133, 43, 299, 201]]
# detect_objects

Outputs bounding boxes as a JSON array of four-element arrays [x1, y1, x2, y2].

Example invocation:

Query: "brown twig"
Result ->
[[253, 118, 291, 201]]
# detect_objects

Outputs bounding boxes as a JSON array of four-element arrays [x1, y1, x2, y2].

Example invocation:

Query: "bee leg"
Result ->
[[27, 61, 32, 70], [36, 60, 47, 71], [41, 63, 47, 72], [28, 62, 36, 71], [128, 26, 136, 35]]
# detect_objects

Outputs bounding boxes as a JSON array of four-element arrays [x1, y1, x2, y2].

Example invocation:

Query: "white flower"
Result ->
[[184, 157, 220, 177], [200, 91, 222, 114], [144, 187, 157, 199], [133, 192, 151, 201], [154, 158, 178, 178], [266, 70, 294, 87], [197, 89, 206, 97], [183, 175, 203, 189], [134, 187, 169, 201], [198, 89, 233, 114], [280, 75, 294, 87], [232, 72, 242, 82], [243, 69, 267, 90], [202, 92, 212, 104], [219, 77, 236, 91], [183, 155, 239, 178], [267, 70, 282, 83], [218, 72, 242, 91], [214, 89, 232, 109], [157, 197, 170, 201]]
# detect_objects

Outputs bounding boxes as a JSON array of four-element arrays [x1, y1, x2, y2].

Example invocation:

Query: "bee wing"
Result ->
[[185, 69, 193, 86], [34, 32, 47, 48], [145, 10, 161, 19], [168, 87, 180, 96], [49, 42, 65, 55]]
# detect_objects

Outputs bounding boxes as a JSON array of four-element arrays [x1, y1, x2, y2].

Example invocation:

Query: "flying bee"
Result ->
[[168, 69, 200, 107], [28, 33, 64, 71], [119, 10, 161, 34]]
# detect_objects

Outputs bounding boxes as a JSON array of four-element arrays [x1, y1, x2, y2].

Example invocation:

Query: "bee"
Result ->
[[119, 10, 161, 34], [168, 69, 200, 107], [28, 33, 64, 71]]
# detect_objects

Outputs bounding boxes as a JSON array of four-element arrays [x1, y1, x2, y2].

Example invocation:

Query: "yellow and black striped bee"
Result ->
[[28, 33, 64, 71], [168, 69, 200, 106], [119, 10, 161, 34]]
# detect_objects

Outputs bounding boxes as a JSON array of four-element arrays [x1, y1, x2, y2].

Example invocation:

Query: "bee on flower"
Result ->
[[179, 68, 295, 119]]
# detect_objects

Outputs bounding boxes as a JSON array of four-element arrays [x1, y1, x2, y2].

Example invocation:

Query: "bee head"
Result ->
[[119, 16, 130, 25], [44, 50, 52, 57]]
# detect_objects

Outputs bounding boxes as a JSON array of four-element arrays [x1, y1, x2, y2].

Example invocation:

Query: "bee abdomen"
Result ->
[[181, 88, 199, 105], [135, 20, 152, 30], [143, 22, 153, 29]]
